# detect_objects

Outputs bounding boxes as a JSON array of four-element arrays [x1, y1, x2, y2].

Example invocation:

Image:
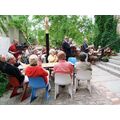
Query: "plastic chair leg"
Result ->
[[45, 85, 49, 99], [21, 83, 30, 102], [54, 84, 59, 99], [74, 78, 78, 93], [87, 80, 91, 94], [68, 84, 73, 99], [6, 82, 13, 91], [10, 87, 21, 98], [30, 88, 37, 103]]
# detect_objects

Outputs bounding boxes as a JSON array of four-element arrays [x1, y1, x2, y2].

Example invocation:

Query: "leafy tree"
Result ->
[[94, 15, 119, 51], [0, 15, 95, 47], [0, 15, 11, 35], [32, 15, 95, 47]]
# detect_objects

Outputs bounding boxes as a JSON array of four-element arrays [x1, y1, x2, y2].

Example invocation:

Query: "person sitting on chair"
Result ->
[[53, 51, 74, 78], [0, 54, 28, 85], [75, 52, 92, 73], [25, 54, 49, 84], [8, 39, 22, 59], [48, 49, 58, 63]]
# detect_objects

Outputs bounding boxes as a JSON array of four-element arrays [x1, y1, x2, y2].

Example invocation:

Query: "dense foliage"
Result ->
[[94, 15, 120, 52], [33, 15, 95, 47], [0, 72, 8, 97], [0, 15, 95, 47]]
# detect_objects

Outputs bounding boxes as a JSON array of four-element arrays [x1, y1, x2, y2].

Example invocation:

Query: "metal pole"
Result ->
[[44, 16, 49, 63], [46, 33, 49, 63]]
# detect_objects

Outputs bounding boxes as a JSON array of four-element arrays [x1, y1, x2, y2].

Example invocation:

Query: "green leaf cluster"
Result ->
[[0, 15, 95, 47], [94, 15, 120, 52], [0, 72, 8, 97]]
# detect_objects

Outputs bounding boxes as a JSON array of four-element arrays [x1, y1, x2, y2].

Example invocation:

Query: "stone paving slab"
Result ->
[[92, 65, 120, 104], [0, 81, 112, 105], [1, 65, 119, 105]]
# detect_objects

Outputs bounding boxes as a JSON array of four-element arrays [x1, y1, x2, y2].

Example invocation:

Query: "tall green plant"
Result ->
[[94, 15, 119, 51], [33, 15, 95, 47], [0, 72, 8, 97]]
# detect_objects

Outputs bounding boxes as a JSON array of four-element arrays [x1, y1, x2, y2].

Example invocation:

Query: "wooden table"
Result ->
[[42, 62, 58, 68], [19, 62, 58, 71]]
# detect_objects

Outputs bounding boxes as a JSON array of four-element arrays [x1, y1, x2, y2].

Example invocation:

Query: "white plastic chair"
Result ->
[[74, 70, 92, 94], [54, 73, 73, 99]]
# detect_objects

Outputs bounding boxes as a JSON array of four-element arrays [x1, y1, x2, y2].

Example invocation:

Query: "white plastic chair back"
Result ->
[[55, 73, 72, 85], [76, 70, 92, 81]]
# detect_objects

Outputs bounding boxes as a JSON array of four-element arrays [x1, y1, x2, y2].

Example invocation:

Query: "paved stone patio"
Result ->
[[2, 64, 120, 105], [0, 85, 112, 105]]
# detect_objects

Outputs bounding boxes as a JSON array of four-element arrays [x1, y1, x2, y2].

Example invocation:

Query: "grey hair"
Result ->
[[6, 53, 14, 62], [29, 54, 38, 66], [49, 49, 56, 54]]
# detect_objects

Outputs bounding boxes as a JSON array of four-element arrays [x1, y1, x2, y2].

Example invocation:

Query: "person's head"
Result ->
[[6, 54, 16, 64], [29, 54, 38, 66], [57, 51, 66, 60], [84, 38, 88, 43], [78, 52, 86, 62], [0, 55, 6, 62], [13, 39, 19, 45], [69, 38, 73, 43], [64, 36, 69, 42], [49, 49, 56, 56], [23, 44, 29, 50]]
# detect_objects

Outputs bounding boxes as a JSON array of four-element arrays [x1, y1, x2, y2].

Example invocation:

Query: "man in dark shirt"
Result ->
[[0, 54, 24, 85], [62, 36, 71, 60], [81, 38, 89, 53]]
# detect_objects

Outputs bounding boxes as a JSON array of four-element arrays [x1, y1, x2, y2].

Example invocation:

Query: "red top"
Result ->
[[9, 44, 20, 59], [25, 66, 48, 84], [53, 60, 74, 78]]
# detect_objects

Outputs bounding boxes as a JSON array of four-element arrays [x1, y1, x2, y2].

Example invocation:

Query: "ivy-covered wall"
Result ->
[[94, 15, 120, 52]]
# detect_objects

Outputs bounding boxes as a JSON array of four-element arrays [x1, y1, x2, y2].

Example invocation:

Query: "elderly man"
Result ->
[[8, 39, 22, 59], [1, 54, 25, 85], [0, 55, 6, 72], [62, 36, 71, 60]]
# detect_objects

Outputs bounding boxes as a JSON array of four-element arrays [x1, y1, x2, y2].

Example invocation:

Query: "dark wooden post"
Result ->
[[44, 16, 49, 63]]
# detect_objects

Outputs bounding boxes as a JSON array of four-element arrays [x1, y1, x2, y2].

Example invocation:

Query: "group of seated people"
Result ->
[[1, 38, 114, 100], [0, 48, 92, 98], [1, 40, 113, 93], [87, 45, 113, 64]]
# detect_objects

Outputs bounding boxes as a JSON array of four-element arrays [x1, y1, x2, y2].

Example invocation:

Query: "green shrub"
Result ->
[[0, 72, 8, 97], [101, 56, 109, 62]]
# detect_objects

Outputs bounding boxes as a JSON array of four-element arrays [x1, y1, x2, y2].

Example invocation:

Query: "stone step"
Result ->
[[110, 56, 120, 60], [117, 53, 120, 56], [109, 59, 120, 65], [100, 62, 120, 71], [96, 63, 120, 78]]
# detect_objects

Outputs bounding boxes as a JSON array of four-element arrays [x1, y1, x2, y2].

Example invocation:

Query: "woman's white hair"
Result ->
[[6, 53, 14, 62], [29, 54, 38, 66], [49, 49, 56, 54]]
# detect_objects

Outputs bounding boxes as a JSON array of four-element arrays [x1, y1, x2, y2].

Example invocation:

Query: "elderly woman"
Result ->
[[48, 49, 58, 63], [25, 54, 49, 84], [75, 52, 92, 72], [53, 51, 74, 78]]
